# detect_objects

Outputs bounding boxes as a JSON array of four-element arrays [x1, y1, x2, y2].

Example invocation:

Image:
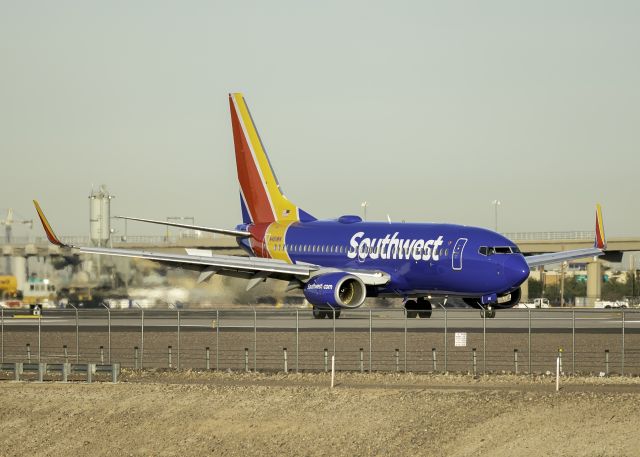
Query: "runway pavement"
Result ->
[[1, 308, 638, 332]]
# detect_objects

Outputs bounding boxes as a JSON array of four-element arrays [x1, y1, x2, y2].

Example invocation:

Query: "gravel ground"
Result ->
[[1, 371, 639, 456]]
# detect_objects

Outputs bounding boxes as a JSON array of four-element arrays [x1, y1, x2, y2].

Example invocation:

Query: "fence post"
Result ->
[[168, 346, 173, 369], [295, 310, 299, 374], [206, 347, 210, 370], [404, 309, 408, 373], [134, 346, 139, 370], [69, 304, 79, 363], [63, 345, 68, 364], [528, 309, 532, 375], [244, 347, 249, 372], [482, 308, 486, 373], [253, 309, 257, 372], [514, 349, 519, 374], [605, 349, 610, 376], [558, 348, 563, 375], [27, 343, 31, 363], [100, 346, 104, 364], [432, 348, 437, 372], [38, 313, 41, 363], [139, 307, 144, 369], [359, 348, 364, 373], [395, 348, 399, 372], [15, 362, 22, 381], [472, 348, 477, 376], [215, 310, 219, 371], [369, 309, 372, 372], [332, 308, 336, 356], [87, 363, 93, 383], [622, 311, 625, 376], [102, 304, 111, 363], [283, 347, 288, 373], [112, 363, 120, 383], [177, 310, 181, 370], [324, 348, 328, 372], [62, 363, 69, 382], [437, 302, 447, 372], [572, 308, 576, 375]]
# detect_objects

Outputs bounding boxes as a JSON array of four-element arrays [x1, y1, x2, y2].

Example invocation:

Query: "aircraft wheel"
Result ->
[[480, 308, 496, 319], [312, 308, 323, 319], [417, 298, 432, 318], [404, 300, 418, 319]]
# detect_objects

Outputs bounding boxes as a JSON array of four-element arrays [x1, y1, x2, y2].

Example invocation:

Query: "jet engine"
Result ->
[[303, 273, 367, 309]]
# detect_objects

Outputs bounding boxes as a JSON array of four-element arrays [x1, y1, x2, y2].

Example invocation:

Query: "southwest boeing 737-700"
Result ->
[[34, 93, 607, 318]]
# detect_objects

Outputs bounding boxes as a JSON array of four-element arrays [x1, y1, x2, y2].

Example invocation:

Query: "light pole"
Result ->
[[492, 200, 501, 232], [361, 202, 368, 221]]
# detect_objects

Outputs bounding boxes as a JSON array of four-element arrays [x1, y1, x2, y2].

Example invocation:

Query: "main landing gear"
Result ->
[[404, 297, 432, 319], [312, 308, 341, 319]]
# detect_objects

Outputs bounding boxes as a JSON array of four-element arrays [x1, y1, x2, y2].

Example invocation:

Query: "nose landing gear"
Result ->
[[480, 307, 496, 319]]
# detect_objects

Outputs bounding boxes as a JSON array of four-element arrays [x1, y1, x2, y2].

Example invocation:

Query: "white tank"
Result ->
[[89, 185, 114, 246], [11, 256, 26, 293]]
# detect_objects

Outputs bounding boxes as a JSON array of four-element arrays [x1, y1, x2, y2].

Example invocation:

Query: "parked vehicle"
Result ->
[[516, 298, 550, 309]]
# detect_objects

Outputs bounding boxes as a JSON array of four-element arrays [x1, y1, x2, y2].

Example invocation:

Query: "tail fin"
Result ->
[[229, 93, 315, 224], [594, 203, 606, 250]]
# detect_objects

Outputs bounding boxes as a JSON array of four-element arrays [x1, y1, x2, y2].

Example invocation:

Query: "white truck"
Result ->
[[594, 299, 629, 309], [516, 298, 550, 309]]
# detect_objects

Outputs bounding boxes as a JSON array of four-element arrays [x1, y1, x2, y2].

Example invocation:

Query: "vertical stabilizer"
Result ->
[[229, 93, 315, 224]]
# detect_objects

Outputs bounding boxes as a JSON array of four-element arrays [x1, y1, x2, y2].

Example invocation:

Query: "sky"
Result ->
[[1, 0, 639, 239]]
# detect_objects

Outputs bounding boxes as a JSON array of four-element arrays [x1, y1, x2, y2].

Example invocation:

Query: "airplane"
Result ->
[[33, 93, 608, 319]]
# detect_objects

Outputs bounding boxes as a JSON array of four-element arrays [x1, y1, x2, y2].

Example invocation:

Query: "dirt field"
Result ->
[[1, 371, 640, 456]]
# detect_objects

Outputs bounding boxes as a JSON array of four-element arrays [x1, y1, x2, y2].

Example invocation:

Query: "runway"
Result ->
[[1, 308, 638, 332]]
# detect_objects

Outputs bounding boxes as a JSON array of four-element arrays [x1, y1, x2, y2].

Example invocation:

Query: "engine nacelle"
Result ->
[[303, 273, 367, 309]]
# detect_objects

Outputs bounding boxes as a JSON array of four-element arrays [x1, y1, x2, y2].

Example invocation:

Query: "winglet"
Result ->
[[594, 204, 606, 250], [33, 200, 66, 247]]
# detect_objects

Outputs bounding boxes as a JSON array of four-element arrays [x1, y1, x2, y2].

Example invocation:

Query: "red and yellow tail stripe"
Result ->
[[229, 93, 300, 224], [595, 204, 606, 250], [33, 200, 65, 246]]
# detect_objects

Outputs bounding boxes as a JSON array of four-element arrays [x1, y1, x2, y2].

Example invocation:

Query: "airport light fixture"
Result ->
[[492, 200, 501, 232]]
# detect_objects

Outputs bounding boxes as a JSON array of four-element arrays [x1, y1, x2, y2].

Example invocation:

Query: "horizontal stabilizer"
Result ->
[[115, 216, 251, 238]]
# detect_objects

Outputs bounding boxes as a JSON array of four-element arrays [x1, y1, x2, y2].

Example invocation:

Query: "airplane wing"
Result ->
[[524, 204, 607, 268], [114, 216, 251, 238], [33, 201, 390, 289]]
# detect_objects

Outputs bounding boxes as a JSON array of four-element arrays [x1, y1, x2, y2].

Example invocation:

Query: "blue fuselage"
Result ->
[[238, 218, 530, 300]]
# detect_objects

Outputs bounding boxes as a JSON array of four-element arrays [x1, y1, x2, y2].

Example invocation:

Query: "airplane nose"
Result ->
[[504, 255, 530, 287]]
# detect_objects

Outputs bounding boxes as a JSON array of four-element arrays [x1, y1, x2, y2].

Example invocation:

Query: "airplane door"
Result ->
[[452, 238, 468, 271]]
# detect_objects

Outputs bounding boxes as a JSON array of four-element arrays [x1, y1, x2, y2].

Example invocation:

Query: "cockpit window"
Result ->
[[479, 246, 520, 256]]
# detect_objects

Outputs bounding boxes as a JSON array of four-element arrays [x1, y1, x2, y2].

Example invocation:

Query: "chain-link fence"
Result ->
[[1, 307, 638, 375]]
